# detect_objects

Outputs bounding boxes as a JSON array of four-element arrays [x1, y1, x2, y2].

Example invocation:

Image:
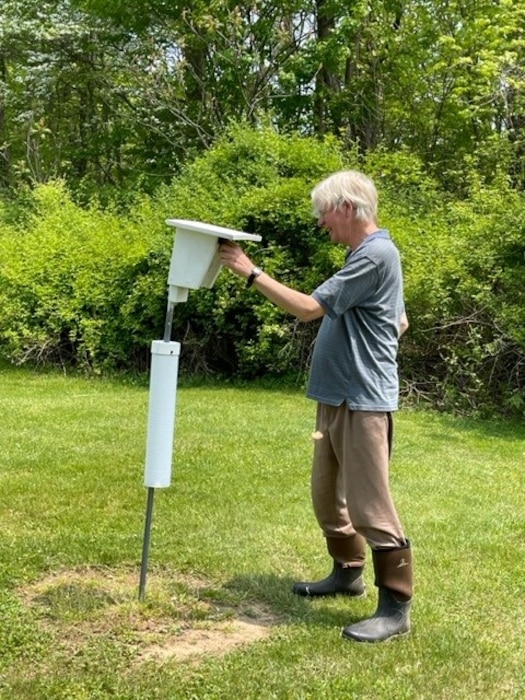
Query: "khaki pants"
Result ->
[[311, 404, 406, 549]]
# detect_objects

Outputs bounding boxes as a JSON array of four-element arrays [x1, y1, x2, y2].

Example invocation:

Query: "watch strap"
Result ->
[[246, 266, 262, 288]]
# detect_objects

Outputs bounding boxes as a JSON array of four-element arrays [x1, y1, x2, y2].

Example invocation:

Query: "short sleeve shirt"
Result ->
[[306, 229, 404, 411]]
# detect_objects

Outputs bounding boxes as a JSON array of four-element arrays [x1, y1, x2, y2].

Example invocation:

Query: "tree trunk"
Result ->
[[0, 53, 11, 189], [313, 0, 338, 136]]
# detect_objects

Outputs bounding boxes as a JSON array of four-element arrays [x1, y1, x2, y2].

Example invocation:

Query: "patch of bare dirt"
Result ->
[[17, 567, 281, 665], [139, 616, 272, 665]]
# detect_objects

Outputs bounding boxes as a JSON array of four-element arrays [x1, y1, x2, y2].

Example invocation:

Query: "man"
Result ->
[[219, 169, 412, 643]]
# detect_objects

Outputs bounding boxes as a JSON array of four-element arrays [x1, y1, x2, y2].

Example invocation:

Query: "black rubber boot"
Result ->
[[341, 541, 413, 643], [293, 560, 365, 597], [341, 587, 411, 642], [293, 534, 366, 598]]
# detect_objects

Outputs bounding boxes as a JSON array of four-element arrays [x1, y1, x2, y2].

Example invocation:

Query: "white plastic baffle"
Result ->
[[138, 219, 261, 600]]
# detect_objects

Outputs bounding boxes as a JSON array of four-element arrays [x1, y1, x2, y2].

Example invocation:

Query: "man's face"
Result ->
[[318, 202, 354, 246]]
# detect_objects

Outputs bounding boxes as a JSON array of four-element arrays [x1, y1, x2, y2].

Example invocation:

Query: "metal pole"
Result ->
[[138, 486, 155, 601], [138, 300, 176, 601], [163, 301, 175, 342]]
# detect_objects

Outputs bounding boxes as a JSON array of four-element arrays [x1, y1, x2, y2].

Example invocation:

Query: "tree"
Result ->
[[0, 0, 139, 192], [1, 0, 525, 195], [376, 0, 525, 188]]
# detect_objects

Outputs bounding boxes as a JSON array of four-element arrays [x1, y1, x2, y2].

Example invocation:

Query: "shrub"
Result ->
[[0, 182, 168, 371], [0, 125, 524, 417], [151, 124, 346, 379], [384, 170, 525, 417]]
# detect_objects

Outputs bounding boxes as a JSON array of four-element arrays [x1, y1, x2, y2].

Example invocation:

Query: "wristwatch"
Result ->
[[246, 266, 262, 288]]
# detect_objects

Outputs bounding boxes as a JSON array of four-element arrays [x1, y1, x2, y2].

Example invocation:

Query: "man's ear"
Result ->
[[344, 201, 354, 216]]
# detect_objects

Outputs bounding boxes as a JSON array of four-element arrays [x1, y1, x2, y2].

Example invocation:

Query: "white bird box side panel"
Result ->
[[165, 219, 262, 293], [167, 229, 218, 290]]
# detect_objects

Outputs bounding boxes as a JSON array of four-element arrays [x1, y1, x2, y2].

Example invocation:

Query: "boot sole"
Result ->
[[293, 588, 366, 598], [341, 627, 410, 643]]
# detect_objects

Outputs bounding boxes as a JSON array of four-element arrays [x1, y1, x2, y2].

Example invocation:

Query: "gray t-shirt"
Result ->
[[306, 229, 404, 411]]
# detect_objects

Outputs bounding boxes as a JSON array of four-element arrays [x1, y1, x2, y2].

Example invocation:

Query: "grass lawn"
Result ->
[[0, 365, 523, 699]]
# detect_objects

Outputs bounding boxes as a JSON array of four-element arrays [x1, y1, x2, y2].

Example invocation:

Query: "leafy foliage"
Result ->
[[388, 170, 525, 417], [0, 125, 524, 417], [0, 181, 169, 370], [1, 0, 524, 196], [153, 125, 345, 378]]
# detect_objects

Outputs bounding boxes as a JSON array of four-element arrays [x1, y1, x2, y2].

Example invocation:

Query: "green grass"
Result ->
[[0, 365, 524, 699]]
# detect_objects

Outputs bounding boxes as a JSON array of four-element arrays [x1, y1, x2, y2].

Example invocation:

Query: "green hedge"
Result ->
[[0, 182, 169, 371], [397, 173, 525, 416], [0, 126, 524, 416]]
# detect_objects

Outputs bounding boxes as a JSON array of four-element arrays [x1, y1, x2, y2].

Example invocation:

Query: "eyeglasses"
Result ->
[[314, 198, 351, 218], [315, 205, 333, 218]]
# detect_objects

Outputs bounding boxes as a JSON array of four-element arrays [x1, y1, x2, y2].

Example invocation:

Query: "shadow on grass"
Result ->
[[223, 572, 369, 630]]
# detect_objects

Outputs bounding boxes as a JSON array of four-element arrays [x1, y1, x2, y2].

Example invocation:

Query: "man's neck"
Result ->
[[351, 221, 379, 250]]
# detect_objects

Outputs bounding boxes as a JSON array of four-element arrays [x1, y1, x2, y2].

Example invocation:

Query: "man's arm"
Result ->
[[219, 242, 325, 322]]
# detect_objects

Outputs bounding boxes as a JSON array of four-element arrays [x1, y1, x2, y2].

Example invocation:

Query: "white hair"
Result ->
[[311, 170, 378, 222]]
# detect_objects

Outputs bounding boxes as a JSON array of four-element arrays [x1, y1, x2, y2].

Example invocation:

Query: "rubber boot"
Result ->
[[341, 541, 412, 642], [292, 534, 366, 598]]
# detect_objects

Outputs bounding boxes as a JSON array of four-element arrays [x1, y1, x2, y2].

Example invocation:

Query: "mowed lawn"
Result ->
[[0, 365, 523, 699]]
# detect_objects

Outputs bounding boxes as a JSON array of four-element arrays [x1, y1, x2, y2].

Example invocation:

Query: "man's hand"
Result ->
[[399, 312, 409, 337], [219, 241, 254, 280]]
